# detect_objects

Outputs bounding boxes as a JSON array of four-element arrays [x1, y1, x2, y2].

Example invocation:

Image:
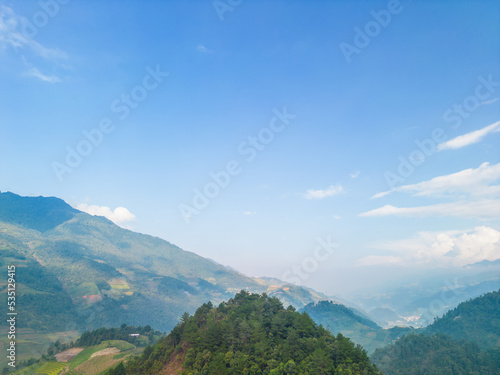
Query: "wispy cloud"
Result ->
[[76, 203, 136, 225], [305, 184, 344, 200], [349, 171, 360, 179], [357, 226, 500, 267], [0, 5, 68, 81], [480, 97, 500, 106], [372, 162, 500, 199], [196, 44, 213, 53], [438, 120, 500, 151], [243, 211, 256, 216], [0, 6, 67, 60], [24, 67, 61, 83], [360, 199, 500, 219]]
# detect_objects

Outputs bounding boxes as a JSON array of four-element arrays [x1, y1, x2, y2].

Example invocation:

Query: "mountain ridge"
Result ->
[[0, 191, 329, 336]]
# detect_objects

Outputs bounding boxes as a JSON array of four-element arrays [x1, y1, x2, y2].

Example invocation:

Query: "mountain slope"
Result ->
[[0, 192, 327, 335], [424, 289, 500, 350], [299, 300, 413, 354], [371, 291, 500, 374], [124, 291, 382, 374], [371, 333, 498, 375]]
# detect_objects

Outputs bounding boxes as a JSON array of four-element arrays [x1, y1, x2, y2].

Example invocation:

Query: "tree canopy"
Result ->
[[125, 291, 382, 374]]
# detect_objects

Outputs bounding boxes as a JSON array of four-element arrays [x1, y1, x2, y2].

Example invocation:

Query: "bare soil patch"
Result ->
[[90, 347, 121, 358], [55, 347, 84, 362]]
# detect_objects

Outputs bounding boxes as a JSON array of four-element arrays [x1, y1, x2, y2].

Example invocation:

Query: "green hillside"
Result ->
[[123, 291, 382, 374], [371, 334, 499, 375], [371, 290, 500, 374], [299, 301, 414, 354], [0, 192, 78, 232], [0, 192, 328, 367], [424, 289, 500, 350]]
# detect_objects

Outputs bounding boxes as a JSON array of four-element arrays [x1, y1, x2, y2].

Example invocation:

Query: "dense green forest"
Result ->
[[371, 290, 500, 375], [424, 289, 500, 349], [371, 334, 499, 375], [122, 291, 382, 374]]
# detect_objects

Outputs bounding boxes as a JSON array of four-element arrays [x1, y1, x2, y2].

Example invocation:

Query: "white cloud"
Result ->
[[371, 190, 391, 199], [359, 199, 500, 219], [358, 226, 500, 267], [372, 162, 500, 199], [76, 203, 136, 225], [243, 211, 256, 216], [349, 171, 360, 179], [196, 45, 212, 53], [305, 184, 344, 200], [438, 121, 500, 151], [0, 6, 67, 60], [24, 67, 61, 83]]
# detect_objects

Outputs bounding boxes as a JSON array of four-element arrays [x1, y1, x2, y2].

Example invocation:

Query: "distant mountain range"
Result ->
[[342, 264, 500, 328]]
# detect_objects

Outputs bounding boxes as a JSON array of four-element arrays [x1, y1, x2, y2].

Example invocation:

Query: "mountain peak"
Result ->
[[0, 191, 78, 232]]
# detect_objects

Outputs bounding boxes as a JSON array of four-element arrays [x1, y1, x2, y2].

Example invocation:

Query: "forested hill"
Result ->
[[371, 290, 500, 375], [123, 291, 382, 374], [371, 334, 499, 375], [424, 289, 500, 349], [299, 300, 399, 354], [301, 301, 380, 331]]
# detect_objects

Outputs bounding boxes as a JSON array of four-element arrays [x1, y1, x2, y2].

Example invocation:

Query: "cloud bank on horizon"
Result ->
[[357, 226, 500, 268]]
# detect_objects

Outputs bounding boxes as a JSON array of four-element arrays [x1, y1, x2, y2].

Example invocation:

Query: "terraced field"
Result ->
[[12, 339, 143, 375], [34, 362, 67, 375], [0, 329, 80, 370]]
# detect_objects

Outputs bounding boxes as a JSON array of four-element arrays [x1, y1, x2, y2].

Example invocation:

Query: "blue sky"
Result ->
[[1, 0, 500, 295]]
